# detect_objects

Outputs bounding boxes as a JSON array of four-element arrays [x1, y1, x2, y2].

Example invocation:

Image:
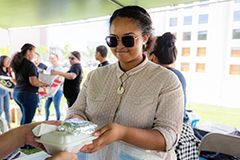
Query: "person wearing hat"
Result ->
[[51, 51, 83, 108]]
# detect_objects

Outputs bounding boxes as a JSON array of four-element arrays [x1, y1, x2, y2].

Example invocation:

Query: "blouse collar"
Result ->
[[116, 54, 148, 79]]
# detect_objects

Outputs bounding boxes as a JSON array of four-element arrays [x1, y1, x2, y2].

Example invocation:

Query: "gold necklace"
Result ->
[[117, 73, 130, 95]]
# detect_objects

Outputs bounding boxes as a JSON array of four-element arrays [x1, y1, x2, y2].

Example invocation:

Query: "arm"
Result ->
[[0, 121, 76, 160], [0, 125, 27, 158], [29, 76, 48, 87], [0, 122, 60, 158], [51, 70, 77, 80], [28, 62, 48, 87], [80, 123, 166, 153]]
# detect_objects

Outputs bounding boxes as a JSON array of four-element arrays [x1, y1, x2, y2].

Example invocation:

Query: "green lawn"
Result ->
[[188, 103, 240, 129]]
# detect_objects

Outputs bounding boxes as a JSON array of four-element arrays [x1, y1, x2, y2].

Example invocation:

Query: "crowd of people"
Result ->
[[0, 5, 202, 160]]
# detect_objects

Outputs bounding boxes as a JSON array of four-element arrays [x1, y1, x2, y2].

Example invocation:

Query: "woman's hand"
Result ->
[[24, 121, 61, 149], [80, 123, 126, 153], [40, 81, 49, 87], [51, 69, 59, 75]]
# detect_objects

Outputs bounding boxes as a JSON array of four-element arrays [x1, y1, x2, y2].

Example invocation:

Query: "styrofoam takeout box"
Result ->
[[36, 131, 97, 154]]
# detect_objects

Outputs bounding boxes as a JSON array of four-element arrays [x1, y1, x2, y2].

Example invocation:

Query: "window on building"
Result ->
[[181, 63, 190, 72], [169, 17, 177, 27], [229, 64, 240, 75], [183, 32, 191, 41], [234, 11, 240, 21], [199, 14, 208, 24], [196, 63, 205, 72], [233, 29, 240, 39], [231, 48, 240, 57], [184, 16, 192, 25], [182, 48, 191, 56], [197, 47, 206, 57], [198, 31, 208, 40]]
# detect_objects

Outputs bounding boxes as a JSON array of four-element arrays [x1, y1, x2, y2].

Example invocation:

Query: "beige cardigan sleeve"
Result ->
[[153, 72, 184, 151]]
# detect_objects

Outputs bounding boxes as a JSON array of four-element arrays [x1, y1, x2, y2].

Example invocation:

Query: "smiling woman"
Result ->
[[67, 5, 184, 160]]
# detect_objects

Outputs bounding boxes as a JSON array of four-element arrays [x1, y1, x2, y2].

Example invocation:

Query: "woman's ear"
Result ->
[[143, 34, 150, 44]]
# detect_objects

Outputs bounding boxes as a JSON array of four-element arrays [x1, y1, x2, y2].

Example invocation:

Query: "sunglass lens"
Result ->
[[122, 36, 134, 47], [105, 36, 117, 47]]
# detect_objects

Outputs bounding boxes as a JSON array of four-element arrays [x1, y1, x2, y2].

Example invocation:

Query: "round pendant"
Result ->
[[117, 86, 124, 95]]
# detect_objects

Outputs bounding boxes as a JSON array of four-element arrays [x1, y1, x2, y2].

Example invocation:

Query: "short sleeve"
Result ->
[[28, 62, 38, 77], [69, 64, 82, 76], [67, 70, 92, 119]]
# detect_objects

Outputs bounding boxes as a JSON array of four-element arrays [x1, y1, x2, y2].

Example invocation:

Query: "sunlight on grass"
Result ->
[[188, 103, 240, 129]]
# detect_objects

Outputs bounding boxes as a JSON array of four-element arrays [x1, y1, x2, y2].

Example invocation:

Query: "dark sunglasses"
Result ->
[[105, 34, 141, 48], [68, 56, 75, 60]]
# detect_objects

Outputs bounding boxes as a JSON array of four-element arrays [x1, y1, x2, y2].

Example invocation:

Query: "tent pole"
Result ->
[[108, 0, 125, 7]]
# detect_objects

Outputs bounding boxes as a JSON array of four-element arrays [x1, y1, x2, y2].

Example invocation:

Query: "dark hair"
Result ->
[[109, 6, 154, 52], [96, 45, 108, 58], [152, 32, 177, 64], [10, 43, 35, 72], [0, 55, 8, 68], [71, 51, 81, 60]]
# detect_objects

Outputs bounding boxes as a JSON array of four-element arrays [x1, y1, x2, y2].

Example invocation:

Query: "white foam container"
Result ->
[[36, 131, 96, 154]]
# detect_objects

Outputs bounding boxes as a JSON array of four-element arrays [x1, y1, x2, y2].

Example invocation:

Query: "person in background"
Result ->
[[45, 53, 63, 120], [32, 52, 48, 115], [95, 45, 109, 67], [67, 6, 183, 159], [0, 121, 77, 160], [148, 32, 189, 123], [10, 43, 48, 125], [148, 33, 201, 160], [51, 51, 83, 108], [0, 56, 12, 128], [33, 52, 48, 73]]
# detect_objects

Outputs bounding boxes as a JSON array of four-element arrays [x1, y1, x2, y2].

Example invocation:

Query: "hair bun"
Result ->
[[161, 32, 176, 47]]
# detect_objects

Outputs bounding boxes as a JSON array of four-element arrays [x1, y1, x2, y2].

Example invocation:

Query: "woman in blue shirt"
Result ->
[[148, 32, 189, 123]]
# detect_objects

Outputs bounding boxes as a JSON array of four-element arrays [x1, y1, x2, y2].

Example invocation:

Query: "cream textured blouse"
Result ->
[[67, 57, 184, 159]]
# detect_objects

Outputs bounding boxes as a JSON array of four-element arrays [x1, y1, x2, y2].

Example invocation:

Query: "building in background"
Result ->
[[150, 0, 240, 107]]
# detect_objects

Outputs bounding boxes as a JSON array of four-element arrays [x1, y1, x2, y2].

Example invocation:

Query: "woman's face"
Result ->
[[109, 17, 148, 65], [27, 48, 36, 60], [49, 54, 58, 65], [3, 57, 10, 67], [68, 54, 79, 65]]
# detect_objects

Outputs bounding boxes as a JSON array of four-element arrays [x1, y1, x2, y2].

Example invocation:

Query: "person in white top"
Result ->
[[67, 6, 184, 159], [44, 53, 64, 120]]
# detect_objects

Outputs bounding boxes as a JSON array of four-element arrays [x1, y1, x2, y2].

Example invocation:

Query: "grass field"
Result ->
[[188, 103, 240, 129]]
